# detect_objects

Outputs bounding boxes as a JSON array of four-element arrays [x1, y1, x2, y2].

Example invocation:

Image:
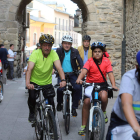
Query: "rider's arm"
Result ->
[[26, 61, 35, 87], [121, 93, 140, 135], [108, 72, 116, 86], [54, 60, 65, 80], [76, 69, 87, 84]]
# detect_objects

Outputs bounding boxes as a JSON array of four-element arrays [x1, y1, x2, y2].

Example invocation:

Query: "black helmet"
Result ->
[[39, 34, 54, 44], [36, 43, 40, 47], [91, 42, 106, 51], [82, 35, 91, 41]]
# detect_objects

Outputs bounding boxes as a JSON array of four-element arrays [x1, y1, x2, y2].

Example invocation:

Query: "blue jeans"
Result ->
[[57, 73, 82, 109]]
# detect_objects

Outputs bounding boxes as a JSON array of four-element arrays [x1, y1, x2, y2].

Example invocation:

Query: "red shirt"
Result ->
[[103, 52, 109, 58], [83, 57, 113, 83]]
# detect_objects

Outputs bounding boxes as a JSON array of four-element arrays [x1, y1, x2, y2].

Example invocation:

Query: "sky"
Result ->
[[49, 0, 78, 16]]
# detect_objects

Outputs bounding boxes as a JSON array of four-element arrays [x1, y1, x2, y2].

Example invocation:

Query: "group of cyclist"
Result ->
[[26, 33, 140, 140]]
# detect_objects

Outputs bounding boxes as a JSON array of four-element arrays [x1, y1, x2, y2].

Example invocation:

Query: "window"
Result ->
[[63, 19, 64, 30], [66, 20, 68, 31], [55, 17, 57, 30], [55, 32, 57, 46], [59, 32, 60, 44], [33, 33, 37, 45], [59, 18, 61, 30], [69, 20, 71, 30]]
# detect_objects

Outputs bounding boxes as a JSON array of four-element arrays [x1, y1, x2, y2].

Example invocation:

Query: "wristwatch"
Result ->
[[61, 79, 66, 82]]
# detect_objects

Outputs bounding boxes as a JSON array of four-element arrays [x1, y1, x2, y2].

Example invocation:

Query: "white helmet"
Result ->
[[62, 35, 73, 43]]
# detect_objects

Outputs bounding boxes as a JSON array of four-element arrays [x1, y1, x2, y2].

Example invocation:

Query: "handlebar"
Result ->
[[82, 82, 118, 91], [133, 133, 140, 140]]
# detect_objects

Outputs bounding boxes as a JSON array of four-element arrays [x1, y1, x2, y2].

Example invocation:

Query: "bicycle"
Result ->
[[32, 85, 58, 140], [82, 82, 117, 140], [0, 71, 4, 103], [54, 71, 78, 135]]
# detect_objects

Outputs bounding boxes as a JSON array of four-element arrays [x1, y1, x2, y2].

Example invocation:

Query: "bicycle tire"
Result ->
[[43, 109, 58, 140], [0, 81, 4, 103], [65, 95, 70, 134], [35, 105, 43, 140], [85, 107, 105, 140], [63, 94, 67, 119]]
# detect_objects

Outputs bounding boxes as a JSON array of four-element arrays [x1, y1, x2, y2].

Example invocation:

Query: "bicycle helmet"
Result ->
[[62, 35, 73, 43], [91, 42, 106, 51], [39, 34, 54, 44], [82, 35, 91, 41], [36, 43, 40, 47], [136, 51, 140, 67]]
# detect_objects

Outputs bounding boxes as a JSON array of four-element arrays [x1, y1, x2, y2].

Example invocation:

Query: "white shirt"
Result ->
[[7, 49, 14, 61]]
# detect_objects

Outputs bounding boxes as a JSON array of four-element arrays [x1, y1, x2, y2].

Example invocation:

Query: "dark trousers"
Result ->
[[8, 61, 14, 79], [57, 74, 82, 109], [28, 83, 55, 114]]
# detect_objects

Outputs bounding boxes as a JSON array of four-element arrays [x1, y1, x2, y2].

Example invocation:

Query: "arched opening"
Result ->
[[71, 0, 88, 23]]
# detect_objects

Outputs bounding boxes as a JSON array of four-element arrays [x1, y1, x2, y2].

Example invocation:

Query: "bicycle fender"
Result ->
[[89, 106, 100, 131]]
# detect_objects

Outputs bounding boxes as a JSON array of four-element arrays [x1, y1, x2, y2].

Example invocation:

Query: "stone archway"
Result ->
[[0, 0, 123, 79]]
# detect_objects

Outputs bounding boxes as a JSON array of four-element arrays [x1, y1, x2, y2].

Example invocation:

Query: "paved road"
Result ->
[[0, 75, 120, 140]]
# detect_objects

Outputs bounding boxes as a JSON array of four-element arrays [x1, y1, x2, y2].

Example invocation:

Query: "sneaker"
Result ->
[[72, 108, 77, 117], [104, 111, 108, 123], [78, 125, 86, 136], [12, 78, 15, 81], [57, 103, 62, 111], [28, 113, 35, 123]]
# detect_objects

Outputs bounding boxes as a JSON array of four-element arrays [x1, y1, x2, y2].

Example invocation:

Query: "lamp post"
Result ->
[[76, 9, 81, 17]]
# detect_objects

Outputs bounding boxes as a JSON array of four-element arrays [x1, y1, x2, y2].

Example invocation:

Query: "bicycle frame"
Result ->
[[63, 82, 72, 116]]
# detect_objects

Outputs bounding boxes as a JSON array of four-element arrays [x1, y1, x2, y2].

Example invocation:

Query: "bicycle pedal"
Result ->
[[81, 135, 85, 136], [73, 116, 76, 117]]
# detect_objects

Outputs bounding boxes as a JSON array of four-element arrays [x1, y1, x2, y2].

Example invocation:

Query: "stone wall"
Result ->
[[0, 0, 31, 78], [72, 0, 123, 79], [125, 0, 140, 71], [0, 0, 123, 79]]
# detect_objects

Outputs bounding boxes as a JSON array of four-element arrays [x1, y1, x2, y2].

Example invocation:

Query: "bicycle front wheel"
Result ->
[[64, 95, 70, 134], [43, 109, 58, 140], [86, 107, 105, 140], [35, 106, 43, 140]]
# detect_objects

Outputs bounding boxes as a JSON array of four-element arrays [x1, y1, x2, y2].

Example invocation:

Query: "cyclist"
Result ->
[[103, 44, 112, 63], [106, 51, 140, 140], [26, 34, 66, 123], [78, 35, 92, 65], [77, 35, 92, 104], [55, 35, 83, 117], [36, 43, 41, 50], [76, 42, 118, 135]]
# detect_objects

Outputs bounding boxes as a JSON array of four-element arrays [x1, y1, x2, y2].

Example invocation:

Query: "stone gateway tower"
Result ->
[[0, 0, 122, 79]]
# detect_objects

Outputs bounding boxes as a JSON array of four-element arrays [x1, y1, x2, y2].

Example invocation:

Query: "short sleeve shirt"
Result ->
[[7, 49, 14, 61], [29, 49, 59, 85], [83, 57, 112, 83], [113, 69, 140, 122], [0, 48, 8, 64]]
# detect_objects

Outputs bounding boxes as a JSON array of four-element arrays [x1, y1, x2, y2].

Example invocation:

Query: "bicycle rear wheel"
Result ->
[[43, 109, 58, 140], [86, 107, 105, 140], [0, 81, 4, 103], [64, 95, 70, 134], [35, 105, 43, 140]]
